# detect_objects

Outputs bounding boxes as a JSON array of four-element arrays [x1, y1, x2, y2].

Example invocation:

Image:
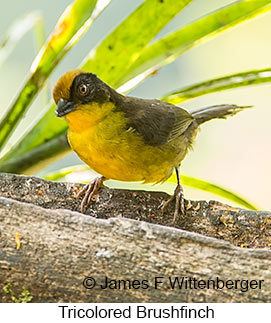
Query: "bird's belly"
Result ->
[[68, 127, 179, 184]]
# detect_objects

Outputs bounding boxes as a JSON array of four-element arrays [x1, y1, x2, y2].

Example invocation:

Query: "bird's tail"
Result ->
[[191, 104, 251, 125]]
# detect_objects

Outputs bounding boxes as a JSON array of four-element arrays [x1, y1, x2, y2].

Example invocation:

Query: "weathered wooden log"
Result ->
[[0, 173, 270, 302]]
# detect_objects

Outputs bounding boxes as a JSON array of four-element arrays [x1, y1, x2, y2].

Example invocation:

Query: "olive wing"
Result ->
[[120, 97, 194, 146]]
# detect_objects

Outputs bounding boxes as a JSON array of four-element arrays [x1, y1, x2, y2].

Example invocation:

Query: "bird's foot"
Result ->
[[160, 184, 185, 224], [76, 176, 106, 213]]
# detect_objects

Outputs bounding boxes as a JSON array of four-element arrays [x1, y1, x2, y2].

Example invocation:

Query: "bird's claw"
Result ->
[[160, 184, 186, 224], [76, 176, 105, 213]]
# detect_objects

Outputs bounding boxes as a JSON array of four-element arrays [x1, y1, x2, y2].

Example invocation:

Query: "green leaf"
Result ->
[[0, 0, 192, 168], [0, 104, 68, 167], [118, 0, 271, 92], [168, 174, 258, 211], [162, 68, 271, 104], [43, 165, 88, 181], [0, 0, 111, 151], [0, 12, 44, 68], [0, 134, 69, 174], [82, 0, 193, 87], [0, 11, 49, 110]]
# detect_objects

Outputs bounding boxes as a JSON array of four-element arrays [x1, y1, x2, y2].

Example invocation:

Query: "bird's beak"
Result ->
[[55, 98, 76, 117]]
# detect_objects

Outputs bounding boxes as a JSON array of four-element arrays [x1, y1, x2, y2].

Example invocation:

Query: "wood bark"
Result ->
[[0, 173, 270, 302]]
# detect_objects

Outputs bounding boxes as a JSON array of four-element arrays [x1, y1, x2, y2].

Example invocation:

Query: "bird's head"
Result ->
[[53, 70, 111, 117]]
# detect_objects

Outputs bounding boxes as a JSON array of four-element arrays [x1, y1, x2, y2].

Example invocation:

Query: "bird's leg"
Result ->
[[76, 176, 107, 213], [161, 168, 185, 223]]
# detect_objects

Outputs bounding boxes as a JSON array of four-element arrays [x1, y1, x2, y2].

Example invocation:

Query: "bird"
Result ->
[[53, 69, 250, 223]]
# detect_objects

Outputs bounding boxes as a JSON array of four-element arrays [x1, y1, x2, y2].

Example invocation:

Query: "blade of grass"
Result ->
[[0, 12, 43, 68], [0, 134, 69, 174], [162, 68, 271, 104], [168, 174, 258, 210], [0, 100, 67, 165], [82, 0, 193, 86], [43, 165, 88, 181], [0, 0, 192, 165], [32, 13, 50, 107], [118, 0, 271, 92], [0, 0, 111, 152], [0, 11, 49, 108]]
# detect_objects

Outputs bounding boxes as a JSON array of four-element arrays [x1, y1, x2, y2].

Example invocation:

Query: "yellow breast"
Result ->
[[66, 102, 177, 183]]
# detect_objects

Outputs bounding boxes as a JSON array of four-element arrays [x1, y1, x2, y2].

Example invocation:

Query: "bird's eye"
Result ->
[[78, 84, 88, 96]]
